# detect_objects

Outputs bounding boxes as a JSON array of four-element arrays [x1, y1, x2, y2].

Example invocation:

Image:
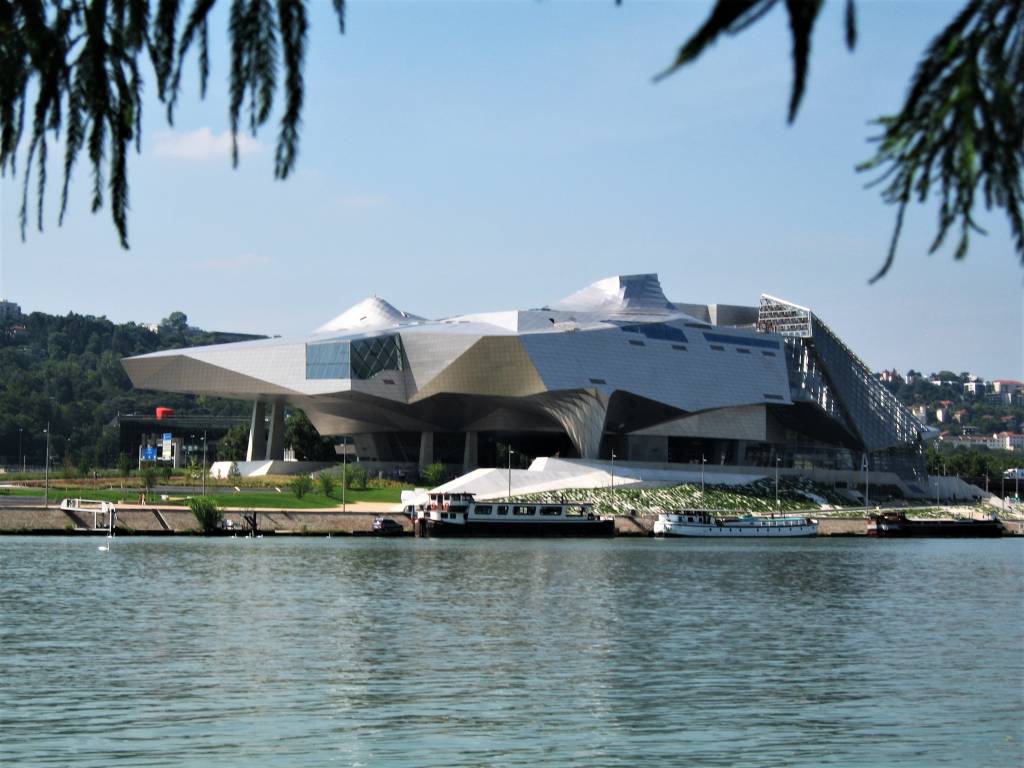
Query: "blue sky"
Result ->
[[1, 0, 1021, 379]]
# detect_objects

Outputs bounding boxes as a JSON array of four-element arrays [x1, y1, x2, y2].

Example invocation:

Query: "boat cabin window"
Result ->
[[474, 505, 492, 515], [496, 506, 509, 515], [565, 506, 585, 517], [540, 506, 562, 516], [513, 505, 535, 516]]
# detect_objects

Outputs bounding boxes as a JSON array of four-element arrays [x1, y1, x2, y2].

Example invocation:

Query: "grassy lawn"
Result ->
[[0, 486, 407, 508]]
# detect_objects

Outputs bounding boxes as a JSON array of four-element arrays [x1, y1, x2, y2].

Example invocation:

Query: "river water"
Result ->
[[1, 536, 1021, 767]]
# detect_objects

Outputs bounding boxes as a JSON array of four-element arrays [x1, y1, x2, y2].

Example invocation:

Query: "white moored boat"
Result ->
[[415, 493, 615, 537], [653, 511, 818, 538]]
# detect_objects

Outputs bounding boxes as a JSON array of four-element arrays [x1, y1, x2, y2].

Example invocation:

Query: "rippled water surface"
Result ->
[[1, 536, 1021, 767]]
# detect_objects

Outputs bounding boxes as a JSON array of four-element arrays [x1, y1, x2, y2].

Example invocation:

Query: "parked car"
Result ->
[[372, 516, 405, 536]]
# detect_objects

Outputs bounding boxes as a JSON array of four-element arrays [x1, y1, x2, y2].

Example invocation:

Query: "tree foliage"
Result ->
[[215, 423, 249, 461], [0, 309, 249, 467], [655, 0, 1023, 278], [342, 462, 366, 490], [858, 0, 1024, 281], [317, 470, 335, 498], [421, 461, 445, 488], [188, 495, 222, 533], [285, 408, 336, 461], [1, 0, 346, 247], [289, 472, 311, 498]]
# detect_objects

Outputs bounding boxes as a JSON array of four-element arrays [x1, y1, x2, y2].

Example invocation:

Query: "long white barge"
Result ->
[[653, 511, 818, 538]]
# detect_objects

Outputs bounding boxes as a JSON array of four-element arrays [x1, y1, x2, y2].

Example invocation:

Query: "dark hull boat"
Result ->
[[867, 512, 1003, 538]]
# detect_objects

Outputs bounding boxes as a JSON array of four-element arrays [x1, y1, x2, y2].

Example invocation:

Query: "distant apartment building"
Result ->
[[935, 407, 947, 423], [990, 380, 1024, 406], [963, 379, 989, 397], [0, 299, 22, 322], [952, 409, 968, 424], [993, 432, 1024, 452], [911, 404, 928, 423]]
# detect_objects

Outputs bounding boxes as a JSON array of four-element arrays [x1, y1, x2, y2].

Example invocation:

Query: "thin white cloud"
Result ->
[[196, 252, 273, 270], [153, 127, 263, 160]]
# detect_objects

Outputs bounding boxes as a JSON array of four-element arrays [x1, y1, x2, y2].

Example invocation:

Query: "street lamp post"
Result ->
[[190, 433, 197, 495], [18, 427, 23, 474], [864, 454, 870, 514], [43, 422, 50, 509], [507, 446, 514, 500], [342, 436, 347, 513], [202, 430, 207, 496], [775, 456, 781, 510], [611, 451, 616, 491], [701, 453, 707, 502]]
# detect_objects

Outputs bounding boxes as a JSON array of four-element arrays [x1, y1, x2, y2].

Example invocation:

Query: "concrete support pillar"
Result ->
[[418, 431, 434, 472], [246, 401, 266, 461], [462, 431, 478, 473], [538, 390, 608, 460], [266, 400, 285, 461], [733, 440, 747, 466]]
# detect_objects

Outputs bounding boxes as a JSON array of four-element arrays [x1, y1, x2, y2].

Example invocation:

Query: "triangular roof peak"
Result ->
[[552, 274, 675, 314], [314, 296, 423, 333]]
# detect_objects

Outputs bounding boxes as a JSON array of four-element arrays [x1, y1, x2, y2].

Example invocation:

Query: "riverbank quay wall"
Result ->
[[0, 505, 412, 535], [4, 505, 1017, 536]]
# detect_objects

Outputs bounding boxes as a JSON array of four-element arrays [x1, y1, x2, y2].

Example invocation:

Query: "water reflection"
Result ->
[[0, 537, 1020, 767]]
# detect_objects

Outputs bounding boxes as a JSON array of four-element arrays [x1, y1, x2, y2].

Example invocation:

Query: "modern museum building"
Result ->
[[122, 274, 929, 482]]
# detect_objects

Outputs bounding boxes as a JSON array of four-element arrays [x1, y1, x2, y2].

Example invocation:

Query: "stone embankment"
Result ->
[[0, 503, 409, 535], [2, 505, 1018, 537]]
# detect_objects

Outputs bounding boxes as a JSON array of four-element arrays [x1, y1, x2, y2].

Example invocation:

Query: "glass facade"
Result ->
[[306, 340, 350, 379], [351, 335, 404, 379], [305, 334, 406, 380]]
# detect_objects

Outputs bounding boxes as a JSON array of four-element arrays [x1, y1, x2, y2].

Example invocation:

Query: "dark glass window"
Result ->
[[703, 331, 780, 350], [350, 334, 405, 379], [619, 323, 689, 343]]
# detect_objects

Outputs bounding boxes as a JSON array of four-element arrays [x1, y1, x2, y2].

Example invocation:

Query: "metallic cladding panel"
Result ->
[[400, 331, 482, 394], [409, 336, 547, 401], [123, 355, 295, 398], [634, 404, 771, 441], [520, 326, 791, 413]]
